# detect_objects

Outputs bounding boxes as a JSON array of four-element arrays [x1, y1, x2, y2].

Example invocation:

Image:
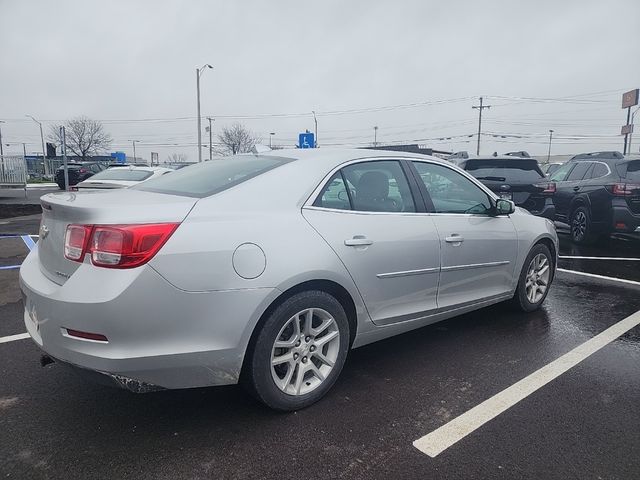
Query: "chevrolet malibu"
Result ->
[[20, 149, 557, 411]]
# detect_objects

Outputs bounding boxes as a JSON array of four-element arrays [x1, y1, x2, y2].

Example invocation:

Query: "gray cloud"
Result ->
[[1, 0, 638, 161]]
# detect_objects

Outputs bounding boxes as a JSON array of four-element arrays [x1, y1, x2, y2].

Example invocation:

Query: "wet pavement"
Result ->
[[0, 216, 638, 479]]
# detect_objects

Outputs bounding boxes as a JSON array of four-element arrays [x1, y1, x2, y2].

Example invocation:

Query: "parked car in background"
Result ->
[[55, 162, 107, 189], [541, 162, 563, 177], [75, 166, 173, 190], [548, 151, 640, 243], [455, 156, 556, 219], [21, 149, 557, 411]]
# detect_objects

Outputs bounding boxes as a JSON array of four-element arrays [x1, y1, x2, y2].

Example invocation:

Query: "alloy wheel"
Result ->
[[572, 211, 587, 241], [270, 308, 340, 396], [525, 253, 550, 304]]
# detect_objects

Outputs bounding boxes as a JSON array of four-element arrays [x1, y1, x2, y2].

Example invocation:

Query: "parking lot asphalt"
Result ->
[[1, 215, 639, 480]]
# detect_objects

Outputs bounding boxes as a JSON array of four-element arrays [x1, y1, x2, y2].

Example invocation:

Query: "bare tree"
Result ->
[[217, 123, 259, 155], [166, 153, 189, 163], [49, 116, 112, 160]]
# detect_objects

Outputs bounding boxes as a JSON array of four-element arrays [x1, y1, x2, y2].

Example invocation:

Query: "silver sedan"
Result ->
[[20, 149, 557, 410]]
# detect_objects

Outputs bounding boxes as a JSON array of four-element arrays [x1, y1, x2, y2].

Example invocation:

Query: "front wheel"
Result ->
[[242, 290, 350, 411], [512, 244, 553, 312]]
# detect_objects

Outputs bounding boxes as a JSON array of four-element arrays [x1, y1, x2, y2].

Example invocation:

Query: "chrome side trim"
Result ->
[[376, 267, 440, 279], [440, 260, 510, 272]]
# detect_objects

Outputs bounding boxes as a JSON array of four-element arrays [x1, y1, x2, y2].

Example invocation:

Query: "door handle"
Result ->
[[573, 186, 581, 191], [344, 235, 373, 247], [445, 234, 464, 243]]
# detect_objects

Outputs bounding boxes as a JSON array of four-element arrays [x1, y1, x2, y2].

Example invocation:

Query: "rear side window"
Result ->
[[464, 159, 544, 183], [135, 155, 292, 198], [566, 162, 592, 181], [621, 160, 640, 181], [590, 163, 609, 179], [313, 172, 350, 210]]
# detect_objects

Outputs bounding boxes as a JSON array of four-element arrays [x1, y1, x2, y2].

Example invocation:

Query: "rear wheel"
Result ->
[[512, 244, 553, 312], [570, 206, 596, 244], [243, 290, 350, 411]]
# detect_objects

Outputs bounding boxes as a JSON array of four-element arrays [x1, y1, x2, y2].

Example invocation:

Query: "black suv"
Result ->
[[454, 156, 556, 219], [55, 162, 106, 189], [549, 151, 640, 243]]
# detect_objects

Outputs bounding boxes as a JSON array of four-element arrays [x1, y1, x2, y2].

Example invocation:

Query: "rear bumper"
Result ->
[[528, 200, 556, 220], [611, 206, 640, 234], [20, 247, 278, 390]]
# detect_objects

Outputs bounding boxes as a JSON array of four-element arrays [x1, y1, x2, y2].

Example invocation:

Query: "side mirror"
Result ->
[[495, 199, 516, 215]]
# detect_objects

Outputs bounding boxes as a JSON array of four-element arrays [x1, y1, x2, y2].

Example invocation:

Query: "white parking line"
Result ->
[[559, 255, 640, 261], [0, 333, 30, 344], [413, 309, 640, 457], [558, 268, 640, 287]]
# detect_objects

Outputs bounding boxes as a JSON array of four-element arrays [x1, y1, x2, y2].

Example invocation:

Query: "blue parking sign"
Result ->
[[298, 132, 315, 148]]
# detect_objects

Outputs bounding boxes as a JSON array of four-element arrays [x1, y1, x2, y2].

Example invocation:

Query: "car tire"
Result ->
[[570, 206, 596, 244], [512, 243, 554, 312], [57, 182, 65, 190], [242, 290, 350, 411]]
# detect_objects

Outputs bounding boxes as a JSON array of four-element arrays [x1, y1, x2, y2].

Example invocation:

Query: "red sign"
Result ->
[[622, 89, 639, 109], [621, 124, 634, 135]]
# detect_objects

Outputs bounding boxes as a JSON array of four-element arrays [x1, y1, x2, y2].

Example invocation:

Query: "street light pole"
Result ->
[[207, 117, 214, 160], [26, 115, 48, 176], [547, 129, 554, 163], [373, 126, 378, 147], [311, 111, 318, 147], [0, 121, 4, 156], [269, 132, 275, 148], [196, 64, 213, 162]]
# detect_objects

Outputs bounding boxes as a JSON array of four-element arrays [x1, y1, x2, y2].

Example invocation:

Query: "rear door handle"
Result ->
[[344, 235, 373, 247], [445, 234, 464, 243]]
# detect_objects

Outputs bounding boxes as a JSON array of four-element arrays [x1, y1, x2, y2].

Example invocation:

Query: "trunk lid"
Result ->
[[38, 189, 197, 285]]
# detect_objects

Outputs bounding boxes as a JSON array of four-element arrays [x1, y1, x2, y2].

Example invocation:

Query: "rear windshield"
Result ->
[[620, 160, 640, 182], [91, 169, 154, 181], [464, 159, 544, 183], [134, 155, 292, 198]]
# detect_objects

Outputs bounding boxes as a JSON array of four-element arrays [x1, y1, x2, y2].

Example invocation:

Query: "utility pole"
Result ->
[[547, 130, 554, 163], [207, 117, 214, 160], [128, 140, 139, 162], [373, 126, 378, 147], [312, 111, 318, 147], [472, 97, 491, 155], [196, 64, 213, 162]]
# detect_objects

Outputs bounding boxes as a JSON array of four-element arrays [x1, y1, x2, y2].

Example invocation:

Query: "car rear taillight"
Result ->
[[64, 223, 178, 268], [534, 182, 556, 195], [64, 225, 92, 261], [608, 183, 640, 196]]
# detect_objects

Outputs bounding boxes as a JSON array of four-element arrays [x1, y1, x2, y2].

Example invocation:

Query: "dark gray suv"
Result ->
[[549, 151, 640, 243]]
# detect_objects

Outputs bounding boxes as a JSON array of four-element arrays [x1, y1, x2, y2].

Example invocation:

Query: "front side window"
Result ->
[[337, 160, 416, 213], [549, 162, 575, 182], [412, 162, 492, 214]]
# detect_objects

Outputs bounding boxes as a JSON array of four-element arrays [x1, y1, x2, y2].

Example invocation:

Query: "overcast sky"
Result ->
[[1, 0, 639, 162]]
